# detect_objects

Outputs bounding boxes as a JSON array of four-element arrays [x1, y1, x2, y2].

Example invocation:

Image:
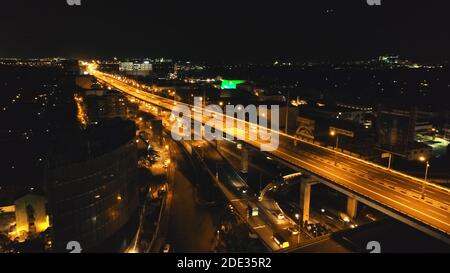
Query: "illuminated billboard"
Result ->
[[221, 80, 246, 90]]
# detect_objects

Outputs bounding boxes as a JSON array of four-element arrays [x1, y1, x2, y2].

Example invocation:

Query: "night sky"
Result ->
[[1, 0, 450, 62]]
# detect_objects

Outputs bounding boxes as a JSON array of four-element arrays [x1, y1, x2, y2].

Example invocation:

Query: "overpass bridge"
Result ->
[[88, 67, 450, 245]]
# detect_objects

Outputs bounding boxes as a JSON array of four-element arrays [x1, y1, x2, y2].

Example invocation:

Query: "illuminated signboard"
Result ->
[[221, 80, 246, 90]]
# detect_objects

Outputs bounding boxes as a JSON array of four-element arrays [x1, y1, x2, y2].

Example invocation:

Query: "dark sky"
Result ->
[[1, 0, 450, 62]]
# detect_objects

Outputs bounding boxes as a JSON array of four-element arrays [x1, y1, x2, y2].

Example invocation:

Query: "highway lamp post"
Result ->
[[330, 130, 339, 166], [295, 213, 300, 244], [202, 88, 206, 109], [259, 172, 262, 195], [285, 90, 290, 134], [419, 156, 430, 199], [215, 163, 219, 180], [297, 178, 303, 245]]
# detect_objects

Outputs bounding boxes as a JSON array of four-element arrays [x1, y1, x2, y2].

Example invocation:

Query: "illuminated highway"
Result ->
[[192, 140, 309, 251], [87, 66, 450, 243]]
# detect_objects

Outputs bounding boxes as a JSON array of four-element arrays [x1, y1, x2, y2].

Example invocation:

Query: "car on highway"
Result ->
[[365, 213, 377, 221], [286, 227, 299, 236], [272, 233, 290, 249], [249, 232, 258, 239], [314, 224, 327, 236], [339, 212, 351, 223], [271, 211, 285, 220], [306, 223, 327, 237], [163, 159, 171, 168], [163, 244, 171, 253]]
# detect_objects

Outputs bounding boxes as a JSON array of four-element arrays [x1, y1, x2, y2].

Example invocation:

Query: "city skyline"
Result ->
[[1, 0, 450, 256]]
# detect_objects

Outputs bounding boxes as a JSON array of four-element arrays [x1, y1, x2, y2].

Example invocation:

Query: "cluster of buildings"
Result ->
[[0, 58, 67, 67], [96, 58, 175, 79], [0, 68, 141, 252], [205, 78, 445, 163], [294, 101, 442, 162]]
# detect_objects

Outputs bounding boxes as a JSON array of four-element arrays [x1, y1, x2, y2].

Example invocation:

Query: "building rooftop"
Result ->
[[48, 119, 136, 168]]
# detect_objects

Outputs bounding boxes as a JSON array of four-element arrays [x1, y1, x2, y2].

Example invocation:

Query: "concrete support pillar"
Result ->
[[241, 147, 249, 174], [300, 182, 311, 225], [347, 197, 358, 219], [294, 126, 301, 147]]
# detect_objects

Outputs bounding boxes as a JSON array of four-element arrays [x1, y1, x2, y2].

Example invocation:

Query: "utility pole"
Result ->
[[259, 172, 262, 194], [330, 132, 339, 166], [285, 90, 290, 134], [419, 157, 430, 199]]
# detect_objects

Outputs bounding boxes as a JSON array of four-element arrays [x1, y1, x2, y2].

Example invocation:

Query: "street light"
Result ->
[[285, 90, 290, 134], [295, 213, 300, 244], [419, 156, 430, 199], [172, 91, 177, 105], [330, 130, 339, 166]]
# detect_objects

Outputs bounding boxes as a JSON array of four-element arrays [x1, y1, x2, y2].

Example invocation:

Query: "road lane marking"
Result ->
[[394, 195, 413, 204], [427, 209, 450, 219]]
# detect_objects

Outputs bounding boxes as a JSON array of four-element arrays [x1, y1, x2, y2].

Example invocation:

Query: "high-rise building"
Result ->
[[82, 89, 137, 123], [377, 107, 417, 151], [376, 107, 432, 160], [45, 120, 139, 252], [119, 61, 152, 76]]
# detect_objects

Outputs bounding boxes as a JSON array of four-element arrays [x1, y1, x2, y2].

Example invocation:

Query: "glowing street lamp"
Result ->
[[172, 91, 177, 105], [295, 213, 301, 244], [330, 130, 339, 166], [419, 156, 430, 199]]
